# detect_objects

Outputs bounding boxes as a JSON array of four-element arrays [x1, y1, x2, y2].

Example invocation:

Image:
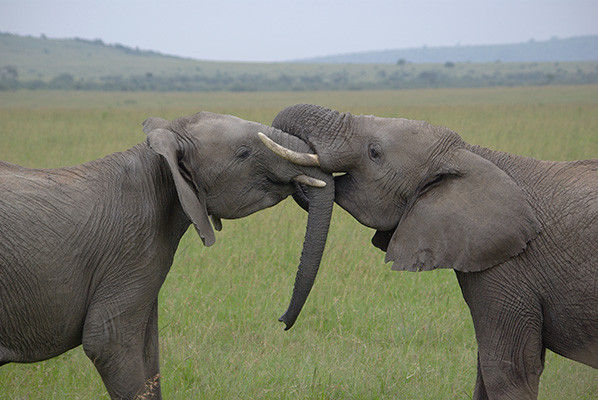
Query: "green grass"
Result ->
[[1, 86, 597, 399]]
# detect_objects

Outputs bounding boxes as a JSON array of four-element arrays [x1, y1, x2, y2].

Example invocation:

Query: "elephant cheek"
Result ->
[[333, 174, 353, 206], [334, 174, 368, 224], [208, 188, 290, 219], [244, 190, 291, 216], [334, 174, 400, 231]]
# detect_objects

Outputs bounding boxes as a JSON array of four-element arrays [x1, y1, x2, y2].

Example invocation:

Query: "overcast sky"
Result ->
[[2, 0, 597, 62]]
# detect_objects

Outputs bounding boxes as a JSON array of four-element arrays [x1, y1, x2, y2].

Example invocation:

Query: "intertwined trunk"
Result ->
[[272, 104, 357, 173], [262, 127, 335, 329], [278, 173, 334, 330]]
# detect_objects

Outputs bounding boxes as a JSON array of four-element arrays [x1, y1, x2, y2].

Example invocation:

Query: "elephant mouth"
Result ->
[[228, 191, 289, 218], [293, 172, 391, 229], [206, 177, 294, 219], [291, 173, 348, 213], [371, 227, 397, 252], [331, 173, 399, 252]]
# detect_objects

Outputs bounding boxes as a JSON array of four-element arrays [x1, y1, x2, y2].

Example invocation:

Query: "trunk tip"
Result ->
[[278, 314, 296, 331]]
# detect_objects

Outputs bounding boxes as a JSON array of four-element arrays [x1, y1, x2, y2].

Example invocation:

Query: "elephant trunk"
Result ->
[[260, 128, 335, 330], [272, 104, 357, 173], [267, 105, 357, 329], [279, 172, 334, 330]]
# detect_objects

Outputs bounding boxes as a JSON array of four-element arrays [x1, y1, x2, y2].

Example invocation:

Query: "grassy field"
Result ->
[[0, 86, 597, 399]]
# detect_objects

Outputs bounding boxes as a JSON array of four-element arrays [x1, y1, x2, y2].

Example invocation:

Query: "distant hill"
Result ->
[[1, 33, 597, 91], [0, 33, 209, 81], [296, 36, 598, 64]]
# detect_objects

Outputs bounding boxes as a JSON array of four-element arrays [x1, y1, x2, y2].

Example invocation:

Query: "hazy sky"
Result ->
[[2, 0, 597, 62]]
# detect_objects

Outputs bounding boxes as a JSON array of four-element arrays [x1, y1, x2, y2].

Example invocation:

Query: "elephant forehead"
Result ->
[[368, 118, 460, 159], [356, 116, 430, 142], [178, 112, 258, 139], [386, 119, 433, 140], [211, 124, 254, 142]]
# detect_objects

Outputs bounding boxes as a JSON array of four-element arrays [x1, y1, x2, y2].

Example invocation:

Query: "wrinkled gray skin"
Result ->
[[272, 104, 598, 400], [0, 111, 334, 400]]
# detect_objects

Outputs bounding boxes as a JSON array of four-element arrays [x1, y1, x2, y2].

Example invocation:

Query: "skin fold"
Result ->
[[0, 111, 334, 400], [270, 103, 597, 400]]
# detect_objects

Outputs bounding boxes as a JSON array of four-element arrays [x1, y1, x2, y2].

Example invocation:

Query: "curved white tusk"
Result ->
[[293, 174, 326, 188], [258, 132, 320, 167]]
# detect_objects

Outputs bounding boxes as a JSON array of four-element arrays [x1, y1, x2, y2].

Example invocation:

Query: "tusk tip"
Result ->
[[293, 174, 326, 188]]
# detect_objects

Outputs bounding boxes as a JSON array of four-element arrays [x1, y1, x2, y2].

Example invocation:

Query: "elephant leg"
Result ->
[[458, 272, 546, 400], [141, 301, 162, 398], [82, 297, 162, 399], [476, 345, 545, 400], [472, 353, 489, 400], [471, 306, 546, 400]]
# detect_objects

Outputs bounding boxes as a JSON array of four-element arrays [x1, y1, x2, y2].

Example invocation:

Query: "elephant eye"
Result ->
[[235, 146, 252, 160], [368, 143, 382, 162]]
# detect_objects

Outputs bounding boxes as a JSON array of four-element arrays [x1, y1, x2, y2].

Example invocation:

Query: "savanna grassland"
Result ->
[[0, 86, 597, 399]]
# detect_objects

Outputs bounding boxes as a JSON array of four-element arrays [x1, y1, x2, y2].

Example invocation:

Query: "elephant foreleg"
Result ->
[[141, 301, 162, 398], [82, 298, 162, 399], [458, 272, 546, 400], [472, 353, 489, 400]]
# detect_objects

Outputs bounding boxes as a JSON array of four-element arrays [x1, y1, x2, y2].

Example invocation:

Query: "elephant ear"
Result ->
[[145, 126, 216, 247], [142, 117, 170, 132], [384, 148, 540, 272]]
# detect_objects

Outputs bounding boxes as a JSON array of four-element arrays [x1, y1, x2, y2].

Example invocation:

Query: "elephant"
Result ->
[[262, 103, 598, 399], [0, 110, 334, 400]]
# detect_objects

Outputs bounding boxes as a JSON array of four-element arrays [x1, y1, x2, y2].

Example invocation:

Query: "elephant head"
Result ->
[[269, 104, 540, 273], [143, 111, 334, 329]]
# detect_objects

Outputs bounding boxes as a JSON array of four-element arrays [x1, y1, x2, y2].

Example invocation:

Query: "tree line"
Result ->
[[2, 63, 597, 92]]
